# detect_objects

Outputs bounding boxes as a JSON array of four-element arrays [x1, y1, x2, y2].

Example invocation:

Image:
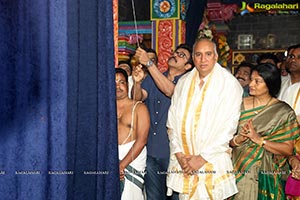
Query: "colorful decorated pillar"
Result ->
[[151, 0, 189, 72]]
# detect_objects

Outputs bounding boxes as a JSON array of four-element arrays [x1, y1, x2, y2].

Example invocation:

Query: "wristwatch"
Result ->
[[145, 60, 154, 68]]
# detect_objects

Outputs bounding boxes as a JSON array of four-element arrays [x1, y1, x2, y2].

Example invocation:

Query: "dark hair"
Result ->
[[254, 63, 281, 97], [234, 62, 255, 76], [287, 44, 300, 54], [145, 48, 157, 55], [257, 53, 279, 65], [115, 68, 128, 83], [175, 43, 194, 70], [118, 60, 132, 72], [144, 48, 158, 64]]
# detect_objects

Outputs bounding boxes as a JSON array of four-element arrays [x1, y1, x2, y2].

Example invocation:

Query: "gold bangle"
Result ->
[[233, 135, 241, 147], [259, 138, 266, 147], [289, 156, 297, 165], [262, 140, 266, 147]]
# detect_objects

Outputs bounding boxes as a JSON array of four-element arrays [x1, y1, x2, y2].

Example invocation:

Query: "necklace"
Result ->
[[253, 96, 273, 115]]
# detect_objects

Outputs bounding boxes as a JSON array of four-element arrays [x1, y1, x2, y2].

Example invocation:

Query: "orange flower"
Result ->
[[160, 1, 171, 13]]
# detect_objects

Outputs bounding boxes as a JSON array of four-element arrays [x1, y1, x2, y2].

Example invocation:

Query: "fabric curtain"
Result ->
[[185, 0, 207, 47], [0, 0, 119, 199]]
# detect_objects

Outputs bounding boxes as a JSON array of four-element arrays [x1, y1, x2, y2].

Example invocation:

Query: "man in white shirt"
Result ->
[[278, 44, 300, 100], [166, 38, 243, 199], [280, 44, 300, 121]]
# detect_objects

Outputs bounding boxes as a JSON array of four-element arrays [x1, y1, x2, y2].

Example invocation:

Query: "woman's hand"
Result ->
[[240, 119, 262, 145], [290, 156, 300, 180]]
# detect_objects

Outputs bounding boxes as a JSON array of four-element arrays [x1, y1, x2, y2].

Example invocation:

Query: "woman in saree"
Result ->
[[230, 63, 300, 200]]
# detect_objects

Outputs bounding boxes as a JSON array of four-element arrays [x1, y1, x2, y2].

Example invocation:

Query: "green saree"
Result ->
[[232, 101, 300, 200]]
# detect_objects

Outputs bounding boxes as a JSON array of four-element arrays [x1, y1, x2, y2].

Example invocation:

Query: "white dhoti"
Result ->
[[119, 140, 147, 200]]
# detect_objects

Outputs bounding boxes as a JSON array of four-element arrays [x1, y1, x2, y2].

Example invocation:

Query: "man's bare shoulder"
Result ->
[[133, 101, 149, 113]]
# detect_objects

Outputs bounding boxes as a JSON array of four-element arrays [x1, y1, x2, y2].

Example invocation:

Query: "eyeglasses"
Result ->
[[174, 51, 187, 59]]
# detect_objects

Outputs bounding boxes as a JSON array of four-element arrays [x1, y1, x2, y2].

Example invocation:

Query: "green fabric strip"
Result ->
[[124, 164, 144, 190], [124, 173, 143, 190]]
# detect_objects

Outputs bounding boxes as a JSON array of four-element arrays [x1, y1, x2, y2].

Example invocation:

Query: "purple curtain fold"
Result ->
[[0, 0, 119, 199]]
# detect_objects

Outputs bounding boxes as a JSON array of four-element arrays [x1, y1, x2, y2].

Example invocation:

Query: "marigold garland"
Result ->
[[197, 25, 231, 68]]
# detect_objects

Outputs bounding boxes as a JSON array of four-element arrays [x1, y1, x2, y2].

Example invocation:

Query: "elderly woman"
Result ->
[[230, 63, 300, 200]]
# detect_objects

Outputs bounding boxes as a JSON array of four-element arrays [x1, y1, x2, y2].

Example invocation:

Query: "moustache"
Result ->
[[237, 77, 246, 82], [168, 56, 177, 62]]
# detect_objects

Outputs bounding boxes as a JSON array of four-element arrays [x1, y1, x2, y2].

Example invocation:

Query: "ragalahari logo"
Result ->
[[240, 1, 254, 15], [240, 1, 299, 15]]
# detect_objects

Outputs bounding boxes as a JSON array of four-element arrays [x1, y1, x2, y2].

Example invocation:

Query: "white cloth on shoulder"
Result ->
[[281, 81, 300, 115]]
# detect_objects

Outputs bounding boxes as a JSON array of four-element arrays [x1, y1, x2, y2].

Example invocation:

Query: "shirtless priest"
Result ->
[[116, 68, 150, 200]]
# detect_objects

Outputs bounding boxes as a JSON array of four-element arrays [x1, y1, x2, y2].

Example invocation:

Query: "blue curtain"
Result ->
[[0, 0, 119, 199], [185, 0, 207, 47]]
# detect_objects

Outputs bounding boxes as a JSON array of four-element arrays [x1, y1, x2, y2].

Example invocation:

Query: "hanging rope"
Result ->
[[131, 0, 140, 103], [131, 0, 140, 48]]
